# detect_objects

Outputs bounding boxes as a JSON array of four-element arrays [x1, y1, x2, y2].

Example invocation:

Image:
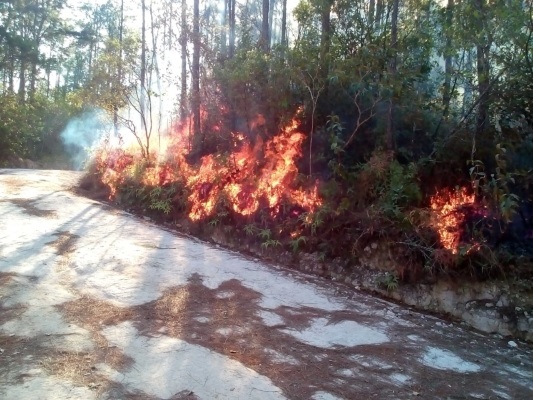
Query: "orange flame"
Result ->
[[430, 187, 476, 254], [95, 111, 322, 222], [181, 115, 321, 221]]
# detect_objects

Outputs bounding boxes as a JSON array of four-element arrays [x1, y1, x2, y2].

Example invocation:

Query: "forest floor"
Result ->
[[0, 169, 532, 400]]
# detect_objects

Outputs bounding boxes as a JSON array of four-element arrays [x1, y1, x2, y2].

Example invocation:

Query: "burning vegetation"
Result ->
[[84, 102, 532, 283], [94, 113, 321, 224], [430, 187, 478, 254]]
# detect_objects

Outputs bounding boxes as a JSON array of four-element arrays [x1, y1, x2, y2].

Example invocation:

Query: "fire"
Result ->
[[181, 116, 321, 221], [96, 112, 322, 222], [430, 187, 476, 254]]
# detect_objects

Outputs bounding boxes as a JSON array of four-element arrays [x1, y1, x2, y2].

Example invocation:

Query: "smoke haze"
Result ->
[[60, 109, 111, 170]]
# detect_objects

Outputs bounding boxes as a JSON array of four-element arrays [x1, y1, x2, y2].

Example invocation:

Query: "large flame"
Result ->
[[96, 113, 322, 222], [182, 116, 321, 221], [430, 187, 476, 254]]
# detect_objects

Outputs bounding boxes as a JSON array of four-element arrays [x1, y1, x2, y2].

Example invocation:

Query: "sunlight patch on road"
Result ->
[[264, 348, 300, 366], [99, 321, 286, 399], [311, 391, 344, 400], [421, 347, 481, 373], [0, 306, 94, 352], [258, 310, 284, 327], [0, 376, 95, 400], [281, 318, 389, 348]]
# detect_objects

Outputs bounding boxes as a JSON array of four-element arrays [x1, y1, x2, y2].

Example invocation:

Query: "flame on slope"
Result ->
[[181, 115, 321, 221], [430, 187, 476, 254], [95, 111, 322, 222]]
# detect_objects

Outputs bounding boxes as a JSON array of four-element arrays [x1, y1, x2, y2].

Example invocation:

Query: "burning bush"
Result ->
[[92, 115, 321, 226]]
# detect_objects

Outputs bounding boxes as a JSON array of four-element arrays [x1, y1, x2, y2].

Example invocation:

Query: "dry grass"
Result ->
[[59, 295, 135, 370], [40, 350, 98, 386], [45, 296, 140, 397], [45, 231, 79, 255], [9, 198, 56, 218], [152, 286, 191, 336]]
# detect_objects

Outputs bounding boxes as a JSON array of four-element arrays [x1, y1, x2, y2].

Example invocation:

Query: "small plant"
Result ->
[[469, 144, 521, 224], [299, 209, 325, 236], [243, 223, 257, 236], [378, 272, 399, 292], [289, 235, 308, 252], [149, 199, 172, 214], [261, 239, 282, 250], [258, 228, 272, 240], [148, 186, 174, 215]]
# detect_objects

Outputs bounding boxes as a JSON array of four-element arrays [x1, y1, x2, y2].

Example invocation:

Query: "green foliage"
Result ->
[[258, 228, 272, 241], [149, 186, 175, 215], [469, 144, 521, 224], [289, 235, 308, 253], [298, 208, 326, 236], [378, 161, 422, 219], [244, 223, 257, 236], [261, 238, 282, 250], [0, 92, 81, 163], [378, 272, 399, 292]]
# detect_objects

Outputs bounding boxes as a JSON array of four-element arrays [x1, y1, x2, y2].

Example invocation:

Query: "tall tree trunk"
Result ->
[[8, 52, 14, 93], [114, 0, 124, 138], [473, 0, 491, 136], [463, 49, 473, 116], [149, 0, 161, 151], [19, 57, 26, 103], [261, 0, 270, 52], [180, 0, 187, 120], [229, 0, 236, 58], [442, 0, 454, 117], [192, 0, 201, 138], [319, 0, 333, 82], [30, 53, 37, 102], [368, 0, 375, 29], [386, 0, 400, 152], [140, 0, 148, 157], [168, 0, 173, 49], [375, 0, 384, 31], [281, 0, 287, 48], [221, 0, 228, 57], [476, 42, 490, 135], [269, 0, 276, 45]]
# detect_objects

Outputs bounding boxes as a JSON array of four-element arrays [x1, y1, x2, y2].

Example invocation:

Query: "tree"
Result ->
[[261, 0, 270, 52], [442, 0, 454, 118], [386, 0, 400, 152], [281, 0, 287, 50], [473, 0, 491, 136], [319, 0, 333, 82], [192, 0, 201, 137], [180, 0, 188, 120]]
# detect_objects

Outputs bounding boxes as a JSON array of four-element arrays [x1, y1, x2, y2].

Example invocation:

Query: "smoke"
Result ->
[[60, 109, 112, 170]]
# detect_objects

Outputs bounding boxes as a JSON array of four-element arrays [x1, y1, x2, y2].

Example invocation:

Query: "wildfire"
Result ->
[[96, 112, 322, 222], [430, 187, 476, 254], [183, 116, 322, 221]]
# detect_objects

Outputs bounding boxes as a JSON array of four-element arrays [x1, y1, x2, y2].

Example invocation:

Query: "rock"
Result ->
[[508, 340, 518, 348]]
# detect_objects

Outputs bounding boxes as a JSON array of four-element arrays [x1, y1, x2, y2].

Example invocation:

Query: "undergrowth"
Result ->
[[86, 145, 533, 285]]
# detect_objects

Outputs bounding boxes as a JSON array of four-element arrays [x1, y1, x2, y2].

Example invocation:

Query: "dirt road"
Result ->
[[0, 169, 532, 399]]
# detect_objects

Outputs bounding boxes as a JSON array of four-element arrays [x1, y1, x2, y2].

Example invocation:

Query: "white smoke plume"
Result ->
[[60, 109, 112, 170]]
